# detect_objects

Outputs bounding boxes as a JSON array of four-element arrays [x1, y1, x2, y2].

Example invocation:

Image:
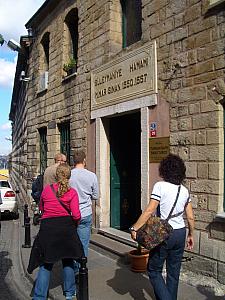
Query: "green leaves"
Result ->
[[63, 58, 77, 73]]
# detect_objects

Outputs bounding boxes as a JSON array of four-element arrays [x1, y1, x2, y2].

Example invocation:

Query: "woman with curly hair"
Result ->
[[28, 163, 83, 300], [130, 154, 194, 300]]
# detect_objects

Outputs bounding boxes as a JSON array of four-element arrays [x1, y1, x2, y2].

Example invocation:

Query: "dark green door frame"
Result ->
[[110, 112, 141, 231]]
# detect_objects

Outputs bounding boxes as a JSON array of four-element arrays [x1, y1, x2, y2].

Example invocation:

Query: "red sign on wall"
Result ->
[[150, 122, 157, 137], [150, 130, 156, 137]]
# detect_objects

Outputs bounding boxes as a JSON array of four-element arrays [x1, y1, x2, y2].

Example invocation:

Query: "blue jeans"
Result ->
[[148, 227, 186, 300], [33, 259, 75, 300], [74, 214, 92, 274]]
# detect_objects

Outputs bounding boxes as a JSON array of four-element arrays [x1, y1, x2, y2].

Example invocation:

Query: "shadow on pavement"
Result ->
[[0, 251, 13, 281], [196, 285, 225, 300], [106, 258, 155, 300], [0, 250, 15, 298]]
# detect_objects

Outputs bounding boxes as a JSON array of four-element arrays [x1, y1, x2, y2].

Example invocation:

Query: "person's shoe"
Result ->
[[65, 297, 76, 300], [65, 294, 76, 300]]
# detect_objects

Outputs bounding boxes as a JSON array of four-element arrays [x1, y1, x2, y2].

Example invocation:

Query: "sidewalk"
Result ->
[[19, 215, 225, 300]]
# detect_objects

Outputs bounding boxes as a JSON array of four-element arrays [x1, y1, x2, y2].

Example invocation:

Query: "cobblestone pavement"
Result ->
[[0, 217, 31, 300], [0, 216, 24, 299], [0, 220, 17, 299]]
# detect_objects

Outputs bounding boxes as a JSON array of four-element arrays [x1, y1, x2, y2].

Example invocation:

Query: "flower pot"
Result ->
[[128, 249, 149, 273], [64, 66, 77, 76], [66, 67, 76, 76]]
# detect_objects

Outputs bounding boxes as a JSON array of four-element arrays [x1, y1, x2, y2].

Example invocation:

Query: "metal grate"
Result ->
[[59, 122, 70, 164], [39, 127, 47, 173]]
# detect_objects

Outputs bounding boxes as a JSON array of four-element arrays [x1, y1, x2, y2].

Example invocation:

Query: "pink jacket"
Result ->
[[39, 183, 81, 221]]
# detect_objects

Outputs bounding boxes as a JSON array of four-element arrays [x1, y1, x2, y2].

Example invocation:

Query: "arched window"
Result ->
[[39, 32, 50, 91], [120, 0, 142, 48], [63, 8, 78, 75], [41, 32, 50, 71]]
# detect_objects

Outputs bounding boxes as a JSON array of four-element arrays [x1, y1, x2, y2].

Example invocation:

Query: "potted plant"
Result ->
[[63, 58, 77, 76], [128, 243, 149, 272]]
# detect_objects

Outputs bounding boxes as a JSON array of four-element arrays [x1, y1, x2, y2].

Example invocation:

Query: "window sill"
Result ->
[[207, 0, 225, 9], [62, 72, 77, 83], [215, 212, 225, 221], [36, 88, 48, 97]]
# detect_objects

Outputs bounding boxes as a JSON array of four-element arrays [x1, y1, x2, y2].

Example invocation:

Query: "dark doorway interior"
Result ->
[[110, 112, 141, 231]]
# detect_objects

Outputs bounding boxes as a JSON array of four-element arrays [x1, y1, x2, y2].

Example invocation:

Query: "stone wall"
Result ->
[[10, 89, 29, 204], [141, 0, 225, 283]]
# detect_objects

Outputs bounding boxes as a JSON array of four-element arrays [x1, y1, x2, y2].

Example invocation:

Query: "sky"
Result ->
[[0, 0, 45, 155]]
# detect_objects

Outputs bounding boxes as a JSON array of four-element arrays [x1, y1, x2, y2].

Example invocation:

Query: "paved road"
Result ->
[[0, 216, 25, 299], [1, 213, 225, 300]]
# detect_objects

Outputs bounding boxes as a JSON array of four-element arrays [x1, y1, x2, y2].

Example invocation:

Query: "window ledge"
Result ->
[[62, 72, 77, 83], [36, 88, 48, 97], [207, 0, 225, 9], [215, 212, 225, 221]]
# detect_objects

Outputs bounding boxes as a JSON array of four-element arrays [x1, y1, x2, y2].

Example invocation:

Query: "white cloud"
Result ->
[[0, 122, 11, 130], [0, 57, 17, 88], [0, 0, 45, 42], [0, 137, 12, 155], [0, 1, 43, 154], [0, 123, 12, 154], [0, 1, 45, 88], [0, 147, 12, 156]]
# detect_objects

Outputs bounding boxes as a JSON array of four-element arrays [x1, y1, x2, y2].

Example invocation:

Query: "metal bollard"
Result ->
[[23, 204, 28, 227], [78, 256, 89, 300], [22, 216, 31, 248]]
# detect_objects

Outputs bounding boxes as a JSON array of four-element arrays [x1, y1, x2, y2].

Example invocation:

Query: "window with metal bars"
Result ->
[[39, 127, 47, 174], [121, 0, 142, 48], [59, 122, 70, 164]]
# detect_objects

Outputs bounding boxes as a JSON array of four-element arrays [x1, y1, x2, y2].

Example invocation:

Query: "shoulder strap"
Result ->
[[170, 196, 190, 219], [50, 184, 71, 215], [39, 196, 44, 213], [166, 185, 181, 221]]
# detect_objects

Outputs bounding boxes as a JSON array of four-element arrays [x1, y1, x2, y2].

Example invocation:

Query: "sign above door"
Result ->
[[91, 41, 157, 111]]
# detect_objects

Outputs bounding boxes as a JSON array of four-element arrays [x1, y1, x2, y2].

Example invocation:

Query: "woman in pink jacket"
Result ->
[[28, 163, 84, 300]]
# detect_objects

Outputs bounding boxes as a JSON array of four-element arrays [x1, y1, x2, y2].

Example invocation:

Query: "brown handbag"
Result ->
[[136, 185, 183, 251]]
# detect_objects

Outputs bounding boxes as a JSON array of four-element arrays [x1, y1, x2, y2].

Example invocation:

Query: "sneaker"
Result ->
[[65, 294, 76, 300]]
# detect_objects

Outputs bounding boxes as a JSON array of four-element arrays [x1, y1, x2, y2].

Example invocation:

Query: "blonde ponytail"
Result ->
[[56, 163, 71, 197]]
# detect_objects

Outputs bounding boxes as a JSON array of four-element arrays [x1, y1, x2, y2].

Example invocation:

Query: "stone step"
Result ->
[[90, 232, 136, 264]]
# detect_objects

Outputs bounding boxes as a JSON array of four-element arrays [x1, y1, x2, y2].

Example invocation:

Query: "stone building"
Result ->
[[10, 0, 225, 283]]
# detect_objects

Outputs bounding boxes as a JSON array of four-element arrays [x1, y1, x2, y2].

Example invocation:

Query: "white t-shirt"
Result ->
[[151, 181, 190, 229]]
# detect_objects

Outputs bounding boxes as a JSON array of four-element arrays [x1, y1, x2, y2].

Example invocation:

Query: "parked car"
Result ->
[[0, 180, 19, 219]]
